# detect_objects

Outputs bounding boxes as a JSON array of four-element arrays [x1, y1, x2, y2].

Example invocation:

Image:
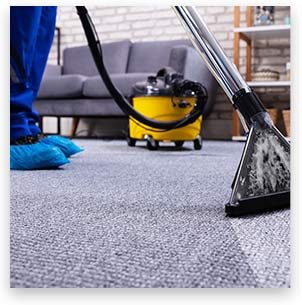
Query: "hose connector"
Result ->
[[232, 89, 270, 128]]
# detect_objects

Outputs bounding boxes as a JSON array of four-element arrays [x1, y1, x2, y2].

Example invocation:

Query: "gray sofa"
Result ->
[[34, 39, 218, 136]]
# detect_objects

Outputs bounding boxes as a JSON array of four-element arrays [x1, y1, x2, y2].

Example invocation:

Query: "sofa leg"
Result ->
[[39, 116, 44, 133], [57, 117, 61, 135], [70, 117, 80, 138]]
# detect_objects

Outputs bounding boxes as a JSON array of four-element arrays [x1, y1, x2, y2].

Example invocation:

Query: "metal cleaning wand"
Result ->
[[174, 6, 290, 216]]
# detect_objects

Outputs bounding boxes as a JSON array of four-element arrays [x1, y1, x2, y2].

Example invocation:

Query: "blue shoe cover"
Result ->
[[40, 136, 83, 157], [10, 142, 70, 170]]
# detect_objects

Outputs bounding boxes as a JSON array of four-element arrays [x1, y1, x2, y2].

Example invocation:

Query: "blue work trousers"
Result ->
[[10, 6, 57, 142]]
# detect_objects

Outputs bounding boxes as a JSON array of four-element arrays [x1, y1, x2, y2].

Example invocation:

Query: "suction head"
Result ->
[[225, 123, 290, 216]]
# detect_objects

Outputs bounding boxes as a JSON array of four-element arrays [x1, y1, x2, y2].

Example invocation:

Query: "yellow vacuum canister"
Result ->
[[127, 73, 206, 150]]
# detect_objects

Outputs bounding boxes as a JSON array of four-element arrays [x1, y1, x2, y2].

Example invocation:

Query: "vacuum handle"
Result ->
[[173, 6, 251, 103]]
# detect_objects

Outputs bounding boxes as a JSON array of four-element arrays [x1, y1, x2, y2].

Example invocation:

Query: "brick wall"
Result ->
[[45, 6, 290, 139]]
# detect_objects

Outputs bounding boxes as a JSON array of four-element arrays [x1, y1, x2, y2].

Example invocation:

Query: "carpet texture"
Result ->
[[10, 140, 290, 288]]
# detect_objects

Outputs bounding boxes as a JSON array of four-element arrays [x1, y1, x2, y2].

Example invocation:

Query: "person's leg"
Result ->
[[10, 6, 69, 169], [10, 6, 42, 142], [27, 6, 57, 136], [26, 6, 83, 157]]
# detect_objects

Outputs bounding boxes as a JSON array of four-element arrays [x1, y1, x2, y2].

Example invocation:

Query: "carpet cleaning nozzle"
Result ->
[[174, 6, 290, 216]]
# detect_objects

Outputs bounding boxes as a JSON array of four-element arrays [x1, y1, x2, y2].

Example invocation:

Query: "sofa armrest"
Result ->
[[43, 64, 62, 77]]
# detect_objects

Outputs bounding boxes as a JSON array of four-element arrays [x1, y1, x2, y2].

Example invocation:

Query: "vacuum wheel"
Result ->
[[126, 126, 136, 147], [193, 136, 203, 150], [145, 135, 159, 151], [127, 136, 136, 147], [174, 141, 184, 148]]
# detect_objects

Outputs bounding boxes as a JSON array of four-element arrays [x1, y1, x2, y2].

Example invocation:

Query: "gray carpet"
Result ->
[[10, 140, 290, 288]]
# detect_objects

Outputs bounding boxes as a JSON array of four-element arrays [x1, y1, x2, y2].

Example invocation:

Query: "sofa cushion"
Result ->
[[83, 73, 151, 98], [127, 39, 190, 73], [34, 98, 125, 117], [37, 75, 86, 99], [43, 64, 62, 77], [63, 40, 131, 76]]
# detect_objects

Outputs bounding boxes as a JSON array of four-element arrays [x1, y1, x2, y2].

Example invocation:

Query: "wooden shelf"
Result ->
[[232, 135, 247, 142], [234, 24, 290, 39], [232, 135, 290, 142], [232, 6, 291, 138], [247, 81, 291, 87]]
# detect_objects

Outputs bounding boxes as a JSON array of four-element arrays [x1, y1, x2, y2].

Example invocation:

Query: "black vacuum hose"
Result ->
[[76, 6, 207, 130]]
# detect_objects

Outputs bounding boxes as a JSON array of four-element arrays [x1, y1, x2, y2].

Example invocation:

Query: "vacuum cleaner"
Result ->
[[128, 68, 207, 150], [76, 6, 290, 216]]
